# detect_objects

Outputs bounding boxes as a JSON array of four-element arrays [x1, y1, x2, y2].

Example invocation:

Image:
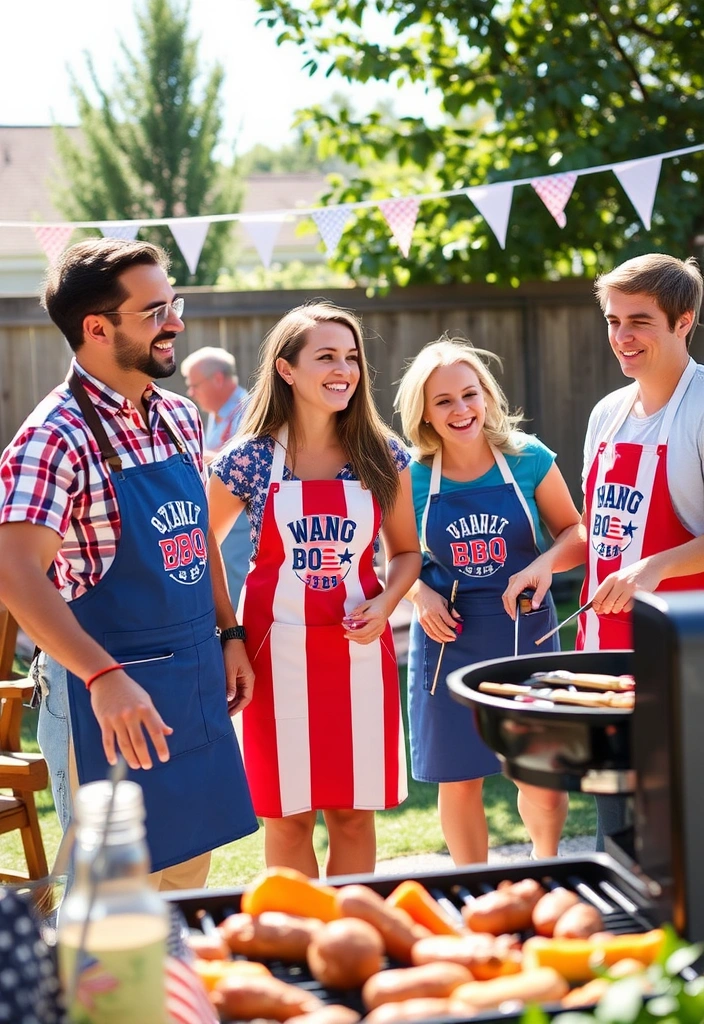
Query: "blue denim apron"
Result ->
[[407, 446, 558, 782], [61, 373, 257, 872]]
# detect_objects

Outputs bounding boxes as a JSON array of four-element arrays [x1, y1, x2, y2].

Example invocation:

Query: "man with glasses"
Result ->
[[181, 346, 251, 608], [0, 238, 257, 890]]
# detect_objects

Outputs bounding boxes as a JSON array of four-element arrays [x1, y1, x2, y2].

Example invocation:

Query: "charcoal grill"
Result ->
[[165, 853, 659, 1023], [447, 590, 704, 942]]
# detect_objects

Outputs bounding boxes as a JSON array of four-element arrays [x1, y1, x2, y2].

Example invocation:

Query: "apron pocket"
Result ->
[[109, 646, 209, 757], [264, 622, 312, 721]]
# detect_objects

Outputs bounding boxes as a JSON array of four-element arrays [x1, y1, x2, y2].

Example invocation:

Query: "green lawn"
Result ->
[[3, 604, 593, 887]]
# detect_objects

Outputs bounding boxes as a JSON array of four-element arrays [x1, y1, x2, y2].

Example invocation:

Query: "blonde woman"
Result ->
[[396, 338, 582, 864], [208, 303, 420, 877]]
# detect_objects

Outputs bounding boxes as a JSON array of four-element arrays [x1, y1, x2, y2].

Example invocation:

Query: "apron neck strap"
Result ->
[[601, 358, 696, 445], [420, 450, 442, 552], [601, 382, 640, 444], [271, 425, 288, 483], [492, 445, 537, 546], [657, 357, 697, 443], [421, 444, 537, 550], [68, 370, 123, 472], [68, 369, 187, 471]]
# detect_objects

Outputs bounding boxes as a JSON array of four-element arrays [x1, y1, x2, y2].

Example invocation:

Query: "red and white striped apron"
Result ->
[[577, 359, 704, 651], [240, 429, 407, 817]]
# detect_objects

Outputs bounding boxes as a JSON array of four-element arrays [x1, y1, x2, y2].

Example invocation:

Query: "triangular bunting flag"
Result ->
[[167, 219, 211, 276], [531, 173, 578, 228], [99, 222, 141, 241], [312, 207, 354, 258], [33, 225, 74, 266], [378, 198, 420, 258], [613, 156, 662, 231], [240, 216, 286, 269], [465, 183, 514, 249]]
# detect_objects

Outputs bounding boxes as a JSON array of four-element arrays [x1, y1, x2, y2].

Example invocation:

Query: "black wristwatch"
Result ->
[[218, 625, 247, 643]]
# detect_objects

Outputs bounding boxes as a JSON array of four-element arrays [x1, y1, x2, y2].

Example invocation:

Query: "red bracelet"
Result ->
[[85, 664, 125, 690]]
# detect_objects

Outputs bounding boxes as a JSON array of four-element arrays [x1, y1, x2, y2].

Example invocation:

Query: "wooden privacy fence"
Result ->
[[2, 281, 702, 500]]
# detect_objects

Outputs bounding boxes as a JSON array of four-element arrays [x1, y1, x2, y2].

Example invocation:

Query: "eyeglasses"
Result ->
[[186, 373, 215, 392], [99, 297, 185, 328]]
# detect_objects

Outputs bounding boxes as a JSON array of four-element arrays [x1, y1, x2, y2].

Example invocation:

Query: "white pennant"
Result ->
[[98, 222, 141, 241], [312, 207, 353, 257], [167, 219, 211, 275], [240, 216, 286, 269], [613, 156, 662, 231], [465, 184, 514, 249]]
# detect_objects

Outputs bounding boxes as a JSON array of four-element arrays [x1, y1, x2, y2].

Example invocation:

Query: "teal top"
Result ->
[[410, 434, 556, 553]]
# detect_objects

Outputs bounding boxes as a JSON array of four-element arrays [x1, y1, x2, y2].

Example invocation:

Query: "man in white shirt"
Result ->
[[504, 252, 704, 850], [578, 253, 704, 850]]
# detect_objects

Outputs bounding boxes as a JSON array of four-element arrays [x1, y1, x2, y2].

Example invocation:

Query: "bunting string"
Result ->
[[6, 140, 703, 275]]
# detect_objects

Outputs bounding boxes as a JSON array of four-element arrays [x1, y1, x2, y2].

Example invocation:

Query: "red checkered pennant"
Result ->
[[379, 197, 420, 257], [312, 206, 353, 257], [531, 172, 578, 228], [33, 225, 74, 265]]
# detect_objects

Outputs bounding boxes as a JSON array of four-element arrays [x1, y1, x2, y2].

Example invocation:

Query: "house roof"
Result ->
[[0, 126, 81, 256], [0, 125, 328, 259]]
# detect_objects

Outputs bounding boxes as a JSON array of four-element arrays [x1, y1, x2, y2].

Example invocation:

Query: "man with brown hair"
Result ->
[[0, 238, 256, 889], [578, 252, 704, 648], [577, 253, 704, 850], [504, 252, 704, 850]]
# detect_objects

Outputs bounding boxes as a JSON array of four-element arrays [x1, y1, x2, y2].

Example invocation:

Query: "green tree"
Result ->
[[53, 0, 240, 284], [258, 0, 704, 287]]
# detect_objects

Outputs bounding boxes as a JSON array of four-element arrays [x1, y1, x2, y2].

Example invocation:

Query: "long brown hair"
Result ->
[[239, 302, 402, 517]]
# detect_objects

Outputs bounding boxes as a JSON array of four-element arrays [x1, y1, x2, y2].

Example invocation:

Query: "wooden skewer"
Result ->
[[478, 680, 634, 709], [430, 579, 460, 696]]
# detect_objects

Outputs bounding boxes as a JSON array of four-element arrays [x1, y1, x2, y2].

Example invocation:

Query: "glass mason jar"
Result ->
[[57, 779, 169, 1024]]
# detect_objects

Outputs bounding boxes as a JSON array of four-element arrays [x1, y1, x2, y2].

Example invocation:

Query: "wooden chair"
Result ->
[[0, 604, 50, 890]]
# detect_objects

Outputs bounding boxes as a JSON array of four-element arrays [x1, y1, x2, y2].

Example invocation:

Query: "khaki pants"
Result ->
[[68, 743, 211, 892]]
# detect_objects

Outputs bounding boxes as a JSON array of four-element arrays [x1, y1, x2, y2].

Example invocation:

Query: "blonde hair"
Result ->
[[240, 301, 402, 517], [394, 336, 525, 460]]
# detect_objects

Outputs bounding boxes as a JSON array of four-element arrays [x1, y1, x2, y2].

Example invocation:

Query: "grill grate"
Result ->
[[166, 854, 658, 1023]]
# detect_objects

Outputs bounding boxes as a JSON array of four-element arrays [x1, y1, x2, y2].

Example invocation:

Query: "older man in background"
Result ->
[[181, 347, 251, 608]]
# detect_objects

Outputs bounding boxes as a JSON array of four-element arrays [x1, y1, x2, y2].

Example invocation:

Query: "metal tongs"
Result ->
[[535, 600, 593, 646], [514, 588, 536, 657]]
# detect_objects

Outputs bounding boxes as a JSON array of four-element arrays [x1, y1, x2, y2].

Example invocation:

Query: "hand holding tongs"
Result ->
[[513, 588, 536, 657], [430, 579, 460, 695]]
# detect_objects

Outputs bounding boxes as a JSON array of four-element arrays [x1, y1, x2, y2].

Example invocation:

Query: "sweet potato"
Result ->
[[337, 884, 430, 963], [212, 973, 323, 1021], [219, 911, 321, 962], [450, 967, 569, 1010], [362, 962, 473, 1010], [307, 918, 384, 989], [410, 933, 522, 980]]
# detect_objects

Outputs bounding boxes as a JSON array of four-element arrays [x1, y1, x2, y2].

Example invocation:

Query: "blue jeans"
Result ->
[[34, 652, 72, 833]]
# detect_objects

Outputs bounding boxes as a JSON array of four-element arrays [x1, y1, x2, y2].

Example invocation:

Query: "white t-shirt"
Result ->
[[583, 362, 704, 538]]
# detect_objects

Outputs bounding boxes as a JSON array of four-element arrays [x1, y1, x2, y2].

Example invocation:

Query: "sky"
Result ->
[[0, 0, 442, 155]]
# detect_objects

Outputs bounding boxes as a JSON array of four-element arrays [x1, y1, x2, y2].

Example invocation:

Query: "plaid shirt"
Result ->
[[0, 360, 207, 601]]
